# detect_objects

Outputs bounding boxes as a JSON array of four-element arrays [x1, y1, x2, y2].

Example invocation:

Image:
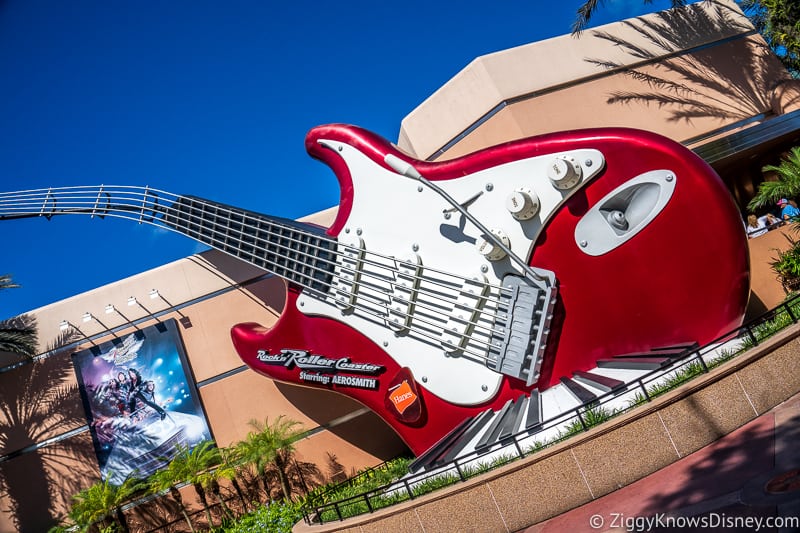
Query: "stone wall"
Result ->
[[295, 323, 800, 532]]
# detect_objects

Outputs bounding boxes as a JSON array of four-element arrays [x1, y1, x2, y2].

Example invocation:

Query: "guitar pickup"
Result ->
[[386, 254, 422, 334], [441, 276, 490, 354], [330, 238, 365, 312]]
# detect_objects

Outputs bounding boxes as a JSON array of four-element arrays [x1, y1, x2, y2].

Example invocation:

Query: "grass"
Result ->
[[309, 452, 525, 523], [563, 405, 621, 434], [740, 295, 800, 350]]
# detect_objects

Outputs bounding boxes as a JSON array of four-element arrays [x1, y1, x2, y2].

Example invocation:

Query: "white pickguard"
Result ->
[[297, 140, 604, 406]]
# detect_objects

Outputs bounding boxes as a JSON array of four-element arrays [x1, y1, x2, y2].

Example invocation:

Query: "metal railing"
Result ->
[[302, 292, 800, 524]]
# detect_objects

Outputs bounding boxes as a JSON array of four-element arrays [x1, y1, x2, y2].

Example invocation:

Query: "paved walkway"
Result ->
[[523, 393, 800, 532]]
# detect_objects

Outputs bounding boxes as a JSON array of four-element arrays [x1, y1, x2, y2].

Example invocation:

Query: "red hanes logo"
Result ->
[[388, 380, 417, 415], [383, 367, 425, 425]]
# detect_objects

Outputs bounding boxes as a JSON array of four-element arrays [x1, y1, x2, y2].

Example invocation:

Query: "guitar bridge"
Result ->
[[487, 274, 557, 386]]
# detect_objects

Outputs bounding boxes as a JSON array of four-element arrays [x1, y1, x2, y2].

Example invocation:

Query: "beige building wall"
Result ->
[[399, 0, 796, 163], [440, 34, 792, 159], [745, 224, 797, 316]]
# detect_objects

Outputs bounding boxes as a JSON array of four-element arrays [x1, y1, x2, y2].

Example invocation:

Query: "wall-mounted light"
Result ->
[[105, 303, 141, 333], [81, 311, 119, 340], [147, 288, 191, 328], [127, 295, 163, 327], [58, 319, 100, 354]]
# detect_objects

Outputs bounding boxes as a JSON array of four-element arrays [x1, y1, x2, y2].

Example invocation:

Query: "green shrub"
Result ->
[[771, 236, 800, 291], [217, 501, 303, 533]]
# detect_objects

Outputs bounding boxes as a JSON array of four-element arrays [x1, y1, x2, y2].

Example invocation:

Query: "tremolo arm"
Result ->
[[384, 154, 555, 288]]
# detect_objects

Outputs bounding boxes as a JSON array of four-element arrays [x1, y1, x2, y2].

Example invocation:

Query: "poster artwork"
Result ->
[[72, 319, 211, 485]]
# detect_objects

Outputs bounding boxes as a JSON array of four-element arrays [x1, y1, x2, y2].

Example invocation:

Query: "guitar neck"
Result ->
[[0, 186, 336, 293]]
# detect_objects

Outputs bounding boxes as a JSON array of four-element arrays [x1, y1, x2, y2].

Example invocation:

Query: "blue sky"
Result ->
[[1, 0, 691, 320]]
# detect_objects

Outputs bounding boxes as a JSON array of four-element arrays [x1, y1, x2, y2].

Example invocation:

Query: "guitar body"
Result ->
[[231, 125, 749, 456]]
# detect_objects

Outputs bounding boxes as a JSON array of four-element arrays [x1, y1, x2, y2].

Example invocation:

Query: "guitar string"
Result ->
[[0, 187, 517, 306], [0, 189, 518, 349], [0, 193, 531, 375], [0, 188, 518, 345], [0, 187, 522, 319], [0, 188, 544, 372]]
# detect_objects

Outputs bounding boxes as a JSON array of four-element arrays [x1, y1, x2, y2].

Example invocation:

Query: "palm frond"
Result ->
[[0, 274, 20, 291], [572, 0, 603, 35], [750, 146, 800, 210], [0, 317, 38, 357]]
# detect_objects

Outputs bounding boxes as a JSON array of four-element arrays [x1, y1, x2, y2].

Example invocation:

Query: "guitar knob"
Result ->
[[547, 156, 582, 190], [476, 229, 510, 261], [506, 188, 540, 221]]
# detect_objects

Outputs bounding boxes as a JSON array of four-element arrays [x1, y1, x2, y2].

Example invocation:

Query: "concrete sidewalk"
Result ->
[[523, 393, 800, 532]]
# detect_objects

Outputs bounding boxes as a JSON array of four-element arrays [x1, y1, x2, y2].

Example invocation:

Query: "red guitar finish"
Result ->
[[231, 125, 749, 456]]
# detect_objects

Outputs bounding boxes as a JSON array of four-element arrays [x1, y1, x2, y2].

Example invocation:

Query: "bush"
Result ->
[[771, 235, 800, 291], [217, 501, 303, 533]]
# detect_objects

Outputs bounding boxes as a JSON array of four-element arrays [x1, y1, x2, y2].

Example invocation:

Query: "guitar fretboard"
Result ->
[[0, 186, 337, 294], [165, 196, 335, 292]]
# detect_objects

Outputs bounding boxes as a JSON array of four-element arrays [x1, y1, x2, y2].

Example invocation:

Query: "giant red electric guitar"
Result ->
[[0, 125, 749, 456]]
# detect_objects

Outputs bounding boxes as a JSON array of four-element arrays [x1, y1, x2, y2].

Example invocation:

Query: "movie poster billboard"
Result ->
[[73, 319, 211, 485]]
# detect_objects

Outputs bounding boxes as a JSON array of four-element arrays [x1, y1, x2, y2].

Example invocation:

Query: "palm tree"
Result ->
[[242, 416, 305, 502], [572, 0, 686, 34], [203, 446, 247, 519], [148, 459, 196, 533], [181, 440, 231, 527], [152, 440, 223, 529], [573, 0, 800, 78], [231, 425, 278, 502], [740, 0, 800, 77], [0, 274, 37, 357], [748, 146, 800, 211], [219, 446, 250, 513], [68, 475, 143, 532]]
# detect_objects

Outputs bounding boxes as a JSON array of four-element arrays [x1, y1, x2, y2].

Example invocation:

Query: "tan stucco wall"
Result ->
[[440, 34, 788, 160], [0, 432, 99, 532], [746, 224, 796, 317]]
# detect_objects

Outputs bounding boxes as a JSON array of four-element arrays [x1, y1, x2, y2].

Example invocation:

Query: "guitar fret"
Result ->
[[137, 186, 148, 223], [39, 188, 55, 219], [92, 185, 104, 219]]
